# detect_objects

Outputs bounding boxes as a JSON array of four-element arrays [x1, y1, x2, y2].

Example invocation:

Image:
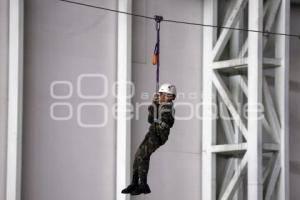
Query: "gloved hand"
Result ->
[[154, 119, 170, 129], [153, 119, 161, 124], [152, 93, 159, 105]]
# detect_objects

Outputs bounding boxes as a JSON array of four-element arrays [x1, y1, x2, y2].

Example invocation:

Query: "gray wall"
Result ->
[[131, 0, 202, 200], [289, 5, 300, 200], [0, 0, 9, 200], [22, 0, 118, 200]]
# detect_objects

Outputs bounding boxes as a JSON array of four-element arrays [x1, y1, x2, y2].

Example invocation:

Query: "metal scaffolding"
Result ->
[[202, 0, 289, 199]]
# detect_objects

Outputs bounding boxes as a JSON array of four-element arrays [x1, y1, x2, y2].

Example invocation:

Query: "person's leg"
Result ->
[[139, 133, 161, 181], [131, 133, 161, 195], [121, 134, 150, 194], [138, 156, 150, 185], [133, 133, 151, 181]]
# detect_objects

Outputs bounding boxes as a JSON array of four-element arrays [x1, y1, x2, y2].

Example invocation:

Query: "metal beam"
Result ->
[[211, 58, 247, 70], [247, 0, 264, 199], [263, 153, 276, 183], [265, 0, 282, 32], [116, 0, 132, 200], [212, 71, 248, 140], [202, 1, 218, 199], [211, 143, 247, 154], [6, 0, 24, 200], [212, 0, 247, 61], [274, 0, 290, 199], [211, 57, 281, 70], [219, 98, 234, 144], [210, 143, 278, 154], [263, 79, 281, 142], [239, 76, 280, 144], [239, 0, 282, 57], [219, 159, 236, 199], [263, 143, 280, 152], [265, 154, 281, 200], [219, 153, 248, 200]]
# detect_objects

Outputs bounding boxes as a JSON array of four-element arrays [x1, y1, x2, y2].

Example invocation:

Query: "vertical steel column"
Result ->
[[6, 0, 24, 200], [202, 0, 217, 199], [274, 0, 290, 199], [116, 0, 132, 200], [229, 7, 244, 199], [247, 0, 263, 199]]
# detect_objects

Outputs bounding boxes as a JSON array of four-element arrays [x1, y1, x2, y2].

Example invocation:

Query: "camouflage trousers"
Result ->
[[132, 131, 163, 183]]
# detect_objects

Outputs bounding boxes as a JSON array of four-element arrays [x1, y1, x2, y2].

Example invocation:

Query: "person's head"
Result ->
[[158, 83, 176, 103]]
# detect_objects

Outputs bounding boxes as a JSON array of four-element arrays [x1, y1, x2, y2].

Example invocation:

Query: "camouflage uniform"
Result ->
[[132, 102, 175, 183]]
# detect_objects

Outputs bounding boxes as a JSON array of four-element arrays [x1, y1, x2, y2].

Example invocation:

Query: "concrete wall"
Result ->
[[289, 5, 300, 200], [0, 0, 9, 199], [22, 1, 118, 200], [131, 0, 202, 199]]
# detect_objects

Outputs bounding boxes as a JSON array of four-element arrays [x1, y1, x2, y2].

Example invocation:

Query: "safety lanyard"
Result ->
[[152, 15, 163, 92], [152, 15, 163, 121]]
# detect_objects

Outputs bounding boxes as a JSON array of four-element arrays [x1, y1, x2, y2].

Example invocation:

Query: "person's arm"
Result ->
[[148, 94, 159, 124], [156, 103, 175, 130], [147, 104, 155, 124]]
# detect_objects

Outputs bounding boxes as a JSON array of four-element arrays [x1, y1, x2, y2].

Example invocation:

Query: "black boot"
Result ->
[[131, 177, 151, 195], [121, 173, 139, 194]]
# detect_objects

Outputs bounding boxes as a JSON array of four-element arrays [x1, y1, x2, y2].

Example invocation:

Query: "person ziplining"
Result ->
[[121, 83, 176, 195], [121, 16, 177, 196]]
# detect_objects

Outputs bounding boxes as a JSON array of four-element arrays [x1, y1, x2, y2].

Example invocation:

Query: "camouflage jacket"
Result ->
[[147, 102, 175, 143]]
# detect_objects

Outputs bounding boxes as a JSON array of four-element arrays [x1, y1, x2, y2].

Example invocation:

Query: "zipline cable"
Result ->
[[59, 0, 300, 39], [59, 0, 154, 20]]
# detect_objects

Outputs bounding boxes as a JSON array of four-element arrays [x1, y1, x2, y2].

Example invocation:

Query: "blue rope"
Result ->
[[154, 15, 163, 122]]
